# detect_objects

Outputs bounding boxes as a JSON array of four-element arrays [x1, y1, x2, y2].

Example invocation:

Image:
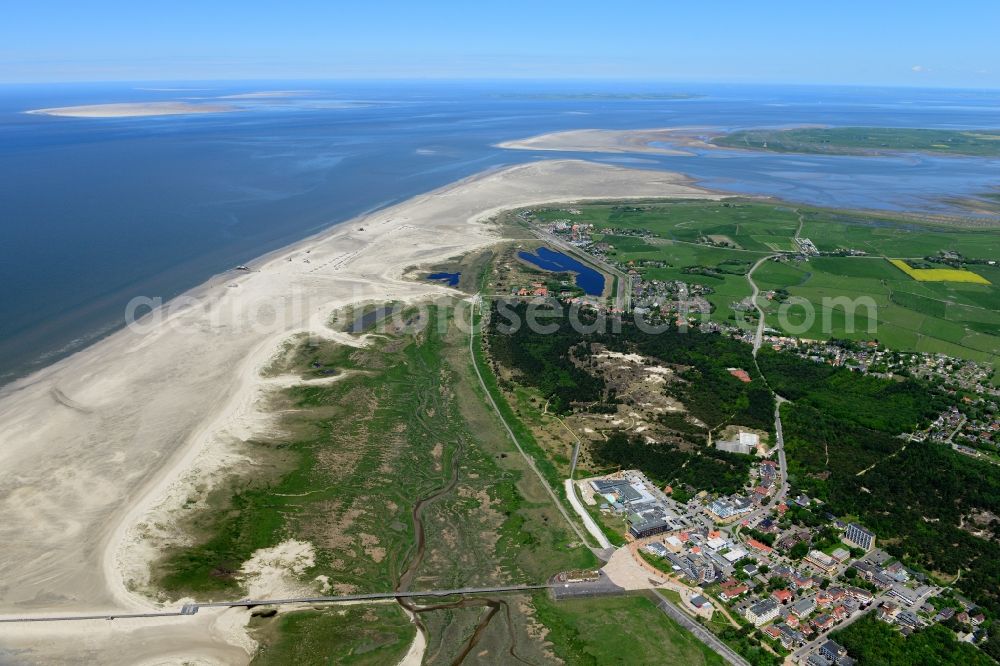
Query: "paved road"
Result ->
[[569, 439, 581, 479], [790, 597, 883, 662], [564, 478, 613, 549], [791, 586, 936, 663], [550, 572, 624, 600], [735, 398, 790, 533], [651, 590, 751, 666], [772, 397, 789, 505], [746, 253, 777, 355]]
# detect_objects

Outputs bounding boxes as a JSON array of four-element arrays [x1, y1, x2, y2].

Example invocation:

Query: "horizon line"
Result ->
[[2, 77, 1000, 93]]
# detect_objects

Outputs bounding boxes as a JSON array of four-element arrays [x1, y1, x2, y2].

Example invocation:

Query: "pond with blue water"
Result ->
[[517, 247, 605, 296], [427, 272, 461, 286]]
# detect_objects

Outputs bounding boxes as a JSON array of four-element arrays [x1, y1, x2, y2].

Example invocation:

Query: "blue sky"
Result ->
[[2, 0, 998, 87]]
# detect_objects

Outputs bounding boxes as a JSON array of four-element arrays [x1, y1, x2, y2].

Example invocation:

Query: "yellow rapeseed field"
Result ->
[[889, 259, 991, 284]]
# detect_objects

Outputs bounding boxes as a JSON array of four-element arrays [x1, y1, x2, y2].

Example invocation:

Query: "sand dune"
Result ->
[[0, 159, 718, 663]]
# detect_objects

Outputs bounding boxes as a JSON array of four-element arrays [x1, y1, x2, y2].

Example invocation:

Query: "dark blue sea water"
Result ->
[[2, 81, 1000, 384], [518, 248, 605, 295]]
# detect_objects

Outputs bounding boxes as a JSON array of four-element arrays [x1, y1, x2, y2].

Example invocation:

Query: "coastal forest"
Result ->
[[488, 301, 1000, 621]]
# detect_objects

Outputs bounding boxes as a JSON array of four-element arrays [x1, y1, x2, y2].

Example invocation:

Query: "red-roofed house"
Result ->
[[728, 368, 752, 383], [772, 589, 793, 604], [720, 580, 749, 602]]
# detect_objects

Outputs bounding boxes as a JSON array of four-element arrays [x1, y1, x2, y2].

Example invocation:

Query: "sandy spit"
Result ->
[[0, 159, 718, 664], [497, 127, 722, 155], [25, 102, 237, 118]]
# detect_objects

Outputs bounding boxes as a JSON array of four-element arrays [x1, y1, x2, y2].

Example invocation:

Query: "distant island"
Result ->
[[26, 101, 237, 118], [493, 92, 703, 100], [713, 126, 1000, 157]]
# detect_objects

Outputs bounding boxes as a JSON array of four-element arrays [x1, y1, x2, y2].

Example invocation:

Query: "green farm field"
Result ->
[[531, 201, 1000, 375], [713, 126, 1000, 157]]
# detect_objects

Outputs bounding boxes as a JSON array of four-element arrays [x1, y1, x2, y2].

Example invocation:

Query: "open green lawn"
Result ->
[[713, 127, 1000, 157], [533, 593, 725, 666]]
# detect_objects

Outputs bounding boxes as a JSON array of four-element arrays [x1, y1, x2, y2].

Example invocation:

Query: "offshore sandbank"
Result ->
[[496, 127, 718, 155], [25, 101, 237, 118]]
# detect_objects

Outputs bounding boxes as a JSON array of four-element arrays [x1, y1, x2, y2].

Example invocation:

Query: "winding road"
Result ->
[[747, 253, 777, 355]]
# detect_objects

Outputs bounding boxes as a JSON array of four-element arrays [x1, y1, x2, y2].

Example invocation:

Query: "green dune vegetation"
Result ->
[[712, 126, 1000, 157], [152, 297, 718, 663]]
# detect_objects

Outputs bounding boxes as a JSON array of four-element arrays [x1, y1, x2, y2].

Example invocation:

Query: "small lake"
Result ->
[[517, 247, 605, 296], [427, 271, 461, 286]]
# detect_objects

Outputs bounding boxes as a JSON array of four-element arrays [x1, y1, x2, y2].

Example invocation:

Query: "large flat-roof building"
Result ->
[[805, 550, 839, 575], [628, 512, 671, 539], [844, 523, 875, 551]]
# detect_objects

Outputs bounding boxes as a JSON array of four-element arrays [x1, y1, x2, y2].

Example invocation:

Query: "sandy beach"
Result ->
[[25, 102, 237, 118], [0, 159, 718, 664], [497, 127, 720, 155]]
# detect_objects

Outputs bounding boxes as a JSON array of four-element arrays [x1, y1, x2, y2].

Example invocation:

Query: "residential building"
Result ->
[[844, 587, 874, 605], [778, 624, 804, 649], [772, 588, 793, 604], [844, 523, 875, 551], [791, 574, 816, 591], [746, 599, 780, 626], [878, 602, 899, 622], [820, 640, 847, 662], [792, 596, 817, 618], [812, 614, 834, 631], [807, 653, 832, 666], [719, 579, 749, 601], [747, 538, 774, 555]]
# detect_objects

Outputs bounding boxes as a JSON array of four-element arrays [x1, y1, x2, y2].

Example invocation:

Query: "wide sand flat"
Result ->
[[497, 127, 718, 155], [0, 159, 717, 663], [26, 102, 236, 118]]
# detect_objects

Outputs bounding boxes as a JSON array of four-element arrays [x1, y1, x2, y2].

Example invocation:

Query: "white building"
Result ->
[[745, 599, 779, 626]]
